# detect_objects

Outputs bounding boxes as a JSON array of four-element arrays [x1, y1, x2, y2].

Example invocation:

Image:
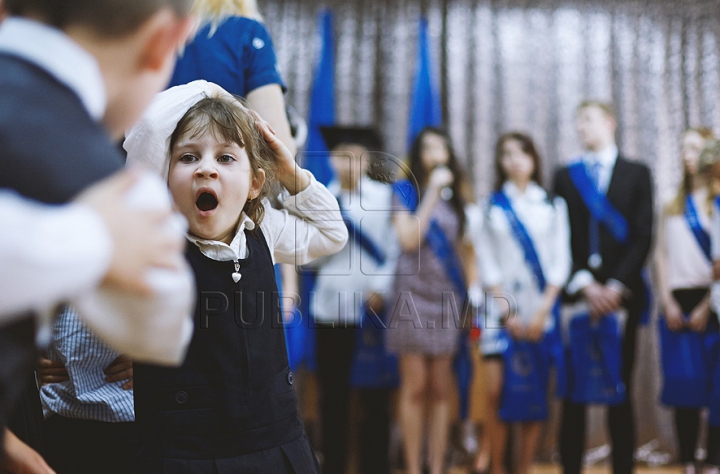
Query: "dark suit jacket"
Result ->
[[552, 156, 653, 304], [0, 53, 123, 445]]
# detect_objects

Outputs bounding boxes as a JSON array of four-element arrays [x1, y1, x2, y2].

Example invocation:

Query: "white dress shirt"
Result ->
[[0, 17, 194, 364], [476, 182, 572, 323], [310, 178, 399, 325]]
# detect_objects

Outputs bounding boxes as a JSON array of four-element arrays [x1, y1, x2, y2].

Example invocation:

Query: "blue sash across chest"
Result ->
[[490, 190, 547, 292], [392, 179, 467, 299], [568, 162, 628, 245], [684, 195, 712, 263], [335, 195, 387, 266]]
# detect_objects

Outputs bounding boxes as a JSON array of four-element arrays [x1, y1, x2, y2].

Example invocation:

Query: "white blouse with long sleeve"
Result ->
[[663, 195, 713, 291], [475, 181, 572, 330]]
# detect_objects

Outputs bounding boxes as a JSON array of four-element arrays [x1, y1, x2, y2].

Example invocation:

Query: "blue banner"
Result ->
[[684, 195, 712, 263], [297, 9, 336, 371], [407, 17, 442, 148], [568, 162, 629, 245]]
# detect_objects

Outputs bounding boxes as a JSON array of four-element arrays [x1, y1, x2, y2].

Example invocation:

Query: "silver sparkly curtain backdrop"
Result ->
[[262, 0, 720, 456]]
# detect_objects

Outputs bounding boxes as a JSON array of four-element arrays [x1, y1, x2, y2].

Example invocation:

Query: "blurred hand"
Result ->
[[664, 297, 684, 332], [714, 260, 720, 280], [0, 429, 55, 474], [365, 292, 385, 315], [36, 358, 69, 387], [505, 314, 524, 340], [428, 166, 454, 192], [526, 310, 548, 342], [104, 355, 133, 390], [688, 304, 710, 333], [75, 170, 185, 297]]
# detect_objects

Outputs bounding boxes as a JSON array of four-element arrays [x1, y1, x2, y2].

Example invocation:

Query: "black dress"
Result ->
[[133, 229, 322, 474]]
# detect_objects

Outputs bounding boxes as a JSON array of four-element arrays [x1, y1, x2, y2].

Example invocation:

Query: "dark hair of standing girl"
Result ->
[[407, 127, 468, 237]]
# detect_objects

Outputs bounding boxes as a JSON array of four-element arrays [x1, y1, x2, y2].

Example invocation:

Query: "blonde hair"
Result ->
[[665, 127, 716, 216], [577, 100, 615, 119], [192, 0, 262, 24]]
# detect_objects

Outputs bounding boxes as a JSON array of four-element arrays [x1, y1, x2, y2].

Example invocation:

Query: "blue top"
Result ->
[[170, 16, 285, 97]]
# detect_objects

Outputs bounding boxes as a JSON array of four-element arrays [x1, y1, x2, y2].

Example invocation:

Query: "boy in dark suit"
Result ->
[[0, 0, 195, 470], [553, 101, 654, 474]]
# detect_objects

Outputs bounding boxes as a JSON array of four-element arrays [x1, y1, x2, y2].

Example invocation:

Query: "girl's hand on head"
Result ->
[[250, 110, 311, 195]]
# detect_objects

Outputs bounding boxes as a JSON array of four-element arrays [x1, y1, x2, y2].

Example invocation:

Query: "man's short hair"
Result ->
[[577, 100, 615, 119], [4, 0, 192, 37]]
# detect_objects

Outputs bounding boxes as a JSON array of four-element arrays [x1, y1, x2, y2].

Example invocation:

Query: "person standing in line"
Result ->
[[388, 127, 473, 474], [472, 132, 571, 474], [552, 101, 653, 474], [656, 128, 720, 474], [311, 126, 398, 474]]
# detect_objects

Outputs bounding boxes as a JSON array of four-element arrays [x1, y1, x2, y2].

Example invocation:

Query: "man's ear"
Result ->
[[250, 169, 266, 200], [138, 9, 195, 72]]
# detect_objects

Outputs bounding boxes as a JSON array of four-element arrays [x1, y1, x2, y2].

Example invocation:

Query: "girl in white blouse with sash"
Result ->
[[472, 133, 571, 474], [656, 128, 720, 474]]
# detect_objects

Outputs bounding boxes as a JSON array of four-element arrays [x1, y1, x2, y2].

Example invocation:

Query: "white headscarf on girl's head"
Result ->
[[124, 80, 235, 180]]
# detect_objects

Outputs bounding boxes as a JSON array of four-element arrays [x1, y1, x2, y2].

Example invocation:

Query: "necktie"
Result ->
[[588, 159, 602, 269]]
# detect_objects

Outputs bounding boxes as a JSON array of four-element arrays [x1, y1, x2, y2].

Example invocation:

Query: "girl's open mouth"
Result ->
[[195, 189, 218, 214]]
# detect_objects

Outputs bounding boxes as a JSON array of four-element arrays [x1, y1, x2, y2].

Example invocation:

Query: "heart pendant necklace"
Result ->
[[232, 260, 242, 283]]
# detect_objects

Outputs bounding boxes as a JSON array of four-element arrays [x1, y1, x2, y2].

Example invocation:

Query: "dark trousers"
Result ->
[[7, 372, 45, 455], [559, 300, 641, 474], [43, 415, 138, 474], [316, 323, 391, 474], [675, 409, 720, 465]]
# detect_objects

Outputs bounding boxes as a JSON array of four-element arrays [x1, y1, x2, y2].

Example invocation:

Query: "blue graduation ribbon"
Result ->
[[393, 180, 467, 299], [490, 191, 547, 292], [568, 162, 629, 245], [336, 196, 387, 266], [490, 190, 566, 389], [684, 195, 712, 263]]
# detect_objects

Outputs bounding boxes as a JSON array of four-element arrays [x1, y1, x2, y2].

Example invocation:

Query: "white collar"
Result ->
[[585, 144, 618, 168], [502, 180, 546, 202], [186, 212, 256, 261], [0, 17, 107, 120]]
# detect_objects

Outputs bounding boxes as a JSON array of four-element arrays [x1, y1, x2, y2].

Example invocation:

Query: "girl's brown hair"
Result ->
[[665, 127, 715, 216], [169, 95, 276, 228], [493, 132, 543, 191]]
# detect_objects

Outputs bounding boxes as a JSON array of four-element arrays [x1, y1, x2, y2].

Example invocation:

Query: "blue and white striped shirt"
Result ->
[[40, 307, 134, 422]]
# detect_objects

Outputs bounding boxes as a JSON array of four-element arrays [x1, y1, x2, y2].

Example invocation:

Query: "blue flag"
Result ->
[[293, 9, 337, 372], [407, 17, 442, 148], [303, 9, 336, 186]]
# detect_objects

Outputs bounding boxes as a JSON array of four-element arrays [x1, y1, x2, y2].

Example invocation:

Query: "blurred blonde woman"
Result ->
[[656, 128, 720, 474], [171, 0, 295, 155]]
